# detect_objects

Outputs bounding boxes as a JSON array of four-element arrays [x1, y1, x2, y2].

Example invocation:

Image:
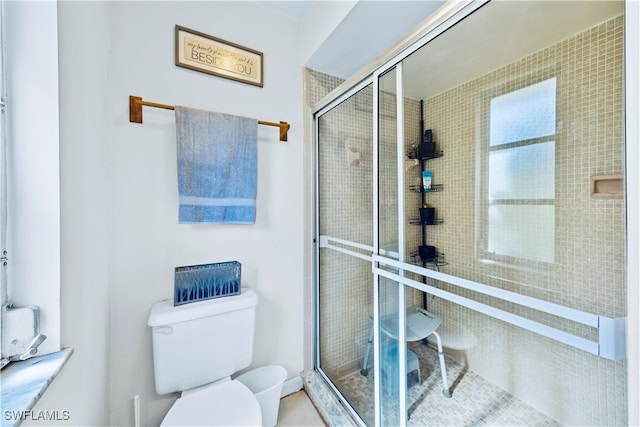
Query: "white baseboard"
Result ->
[[281, 375, 304, 397]]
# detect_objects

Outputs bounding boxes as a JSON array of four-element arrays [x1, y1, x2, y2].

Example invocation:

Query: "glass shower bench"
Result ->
[[360, 305, 451, 398]]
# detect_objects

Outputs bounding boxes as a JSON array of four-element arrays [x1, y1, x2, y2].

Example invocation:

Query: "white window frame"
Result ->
[[1, 0, 61, 357], [0, 1, 6, 357]]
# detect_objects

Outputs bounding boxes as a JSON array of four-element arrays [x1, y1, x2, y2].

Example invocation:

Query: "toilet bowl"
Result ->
[[160, 380, 261, 426]]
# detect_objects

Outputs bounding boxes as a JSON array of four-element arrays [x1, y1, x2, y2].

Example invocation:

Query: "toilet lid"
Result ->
[[161, 380, 262, 426]]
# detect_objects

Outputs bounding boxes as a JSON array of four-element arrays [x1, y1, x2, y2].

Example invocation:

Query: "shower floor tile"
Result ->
[[333, 341, 561, 426]]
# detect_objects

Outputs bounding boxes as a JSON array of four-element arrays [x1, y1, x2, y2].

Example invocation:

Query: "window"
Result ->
[[485, 77, 556, 263]]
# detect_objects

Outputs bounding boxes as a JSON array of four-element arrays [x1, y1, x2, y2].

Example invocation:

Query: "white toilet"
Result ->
[[148, 288, 264, 426]]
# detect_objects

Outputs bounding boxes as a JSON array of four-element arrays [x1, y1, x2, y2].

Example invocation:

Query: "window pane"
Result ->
[[488, 205, 555, 262], [489, 141, 555, 200], [490, 78, 556, 146]]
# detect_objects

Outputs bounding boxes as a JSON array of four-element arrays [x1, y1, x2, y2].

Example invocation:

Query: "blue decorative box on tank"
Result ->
[[174, 261, 241, 306]]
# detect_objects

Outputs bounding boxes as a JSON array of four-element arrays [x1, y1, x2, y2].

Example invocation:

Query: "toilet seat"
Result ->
[[160, 380, 262, 426]]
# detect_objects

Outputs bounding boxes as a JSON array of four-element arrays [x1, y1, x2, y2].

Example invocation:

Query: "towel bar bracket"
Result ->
[[129, 96, 143, 123], [128, 95, 290, 142]]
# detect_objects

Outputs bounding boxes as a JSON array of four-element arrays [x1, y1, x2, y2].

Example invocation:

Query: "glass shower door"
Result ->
[[316, 83, 375, 424], [374, 66, 405, 426], [316, 1, 629, 426]]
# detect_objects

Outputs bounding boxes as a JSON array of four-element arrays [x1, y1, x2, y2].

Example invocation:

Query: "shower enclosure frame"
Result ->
[[313, 76, 375, 426], [313, 0, 636, 425], [314, 5, 487, 423]]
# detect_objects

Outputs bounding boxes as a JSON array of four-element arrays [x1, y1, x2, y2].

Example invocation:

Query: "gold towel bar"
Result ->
[[129, 95, 290, 142]]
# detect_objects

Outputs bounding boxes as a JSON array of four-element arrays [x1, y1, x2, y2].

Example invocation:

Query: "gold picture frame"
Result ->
[[175, 25, 264, 87]]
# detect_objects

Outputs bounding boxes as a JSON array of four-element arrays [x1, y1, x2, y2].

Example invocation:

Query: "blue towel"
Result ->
[[175, 106, 258, 224]]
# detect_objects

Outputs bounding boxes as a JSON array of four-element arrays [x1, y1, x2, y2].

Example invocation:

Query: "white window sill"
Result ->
[[0, 348, 73, 427]]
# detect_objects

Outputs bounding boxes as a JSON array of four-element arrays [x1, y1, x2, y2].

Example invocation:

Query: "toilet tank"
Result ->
[[148, 288, 258, 395]]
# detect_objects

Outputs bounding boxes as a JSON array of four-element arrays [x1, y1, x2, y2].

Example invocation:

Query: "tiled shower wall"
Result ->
[[417, 15, 625, 426], [316, 82, 374, 377], [312, 74, 421, 377], [308, 13, 626, 426]]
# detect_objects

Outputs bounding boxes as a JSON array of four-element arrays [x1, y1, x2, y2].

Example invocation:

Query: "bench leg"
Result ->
[[361, 324, 374, 376], [431, 331, 452, 398]]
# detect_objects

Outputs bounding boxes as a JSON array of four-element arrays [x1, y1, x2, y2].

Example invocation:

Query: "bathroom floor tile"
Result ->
[[277, 390, 326, 427], [312, 341, 560, 426]]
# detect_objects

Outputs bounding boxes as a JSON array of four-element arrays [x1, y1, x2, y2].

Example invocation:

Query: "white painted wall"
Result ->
[[23, 1, 303, 426], [304, 1, 445, 79], [4, 0, 60, 357], [22, 1, 112, 425], [299, 0, 357, 68], [107, 2, 303, 424]]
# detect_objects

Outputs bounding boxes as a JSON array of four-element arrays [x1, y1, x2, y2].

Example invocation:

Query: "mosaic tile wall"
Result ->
[[316, 80, 375, 377], [314, 73, 423, 380], [413, 15, 626, 426], [309, 13, 626, 426]]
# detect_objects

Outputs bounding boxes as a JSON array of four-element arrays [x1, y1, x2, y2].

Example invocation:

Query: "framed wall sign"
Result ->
[[175, 25, 264, 87]]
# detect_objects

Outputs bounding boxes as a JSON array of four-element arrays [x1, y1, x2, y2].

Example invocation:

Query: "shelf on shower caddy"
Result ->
[[409, 252, 448, 267], [407, 151, 444, 161], [409, 183, 444, 193], [409, 218, 444, 226]]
